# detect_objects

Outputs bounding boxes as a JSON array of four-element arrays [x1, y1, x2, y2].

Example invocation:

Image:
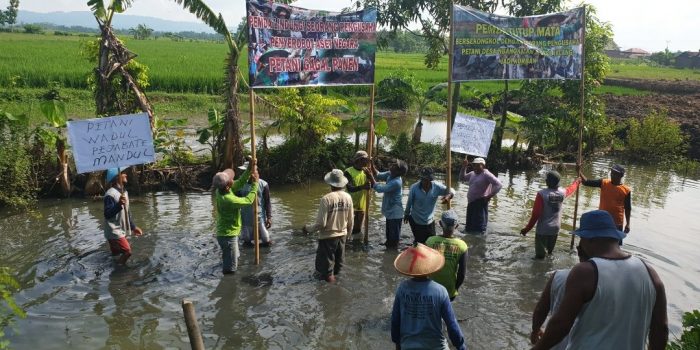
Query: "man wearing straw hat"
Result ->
[[459, 157, 502, 233], [212, 161, 259, 274], [302, 169, 354, 283], [344, 150, 371, 244], [391, 244, 467, 350], [532, 210, 667, 350], [103, 167, 143, 266]]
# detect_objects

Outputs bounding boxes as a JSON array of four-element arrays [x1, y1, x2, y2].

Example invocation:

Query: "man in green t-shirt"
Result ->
[[426, 210, 468, 301], [344, 151, 370, 243]]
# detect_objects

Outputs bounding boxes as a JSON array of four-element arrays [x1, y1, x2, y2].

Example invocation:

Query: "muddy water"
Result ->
[[1, 156, 699, 349]]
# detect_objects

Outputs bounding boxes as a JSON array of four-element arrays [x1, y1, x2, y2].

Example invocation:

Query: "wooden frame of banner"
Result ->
[[364, 84, 376, 245], [570, 5, 587, 250], [249, 89, 261, 264], [446, 1, 455, 209]]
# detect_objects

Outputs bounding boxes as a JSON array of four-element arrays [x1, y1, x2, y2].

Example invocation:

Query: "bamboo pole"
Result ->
[[570, 6, 586, 250], [446, 1, 455, 209], [181, 299, 205, 350], [364, 85, 376, 245], [250, 89, 260, 264]]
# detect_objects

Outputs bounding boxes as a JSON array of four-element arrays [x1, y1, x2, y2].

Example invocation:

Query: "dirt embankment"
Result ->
[[603, 92, 700, 159], [605, 78, 700, 95]]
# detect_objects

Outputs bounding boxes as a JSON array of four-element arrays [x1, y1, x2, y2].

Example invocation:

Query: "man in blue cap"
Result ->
[[103, 167, 143, 265], [532, 210, 667, 350]]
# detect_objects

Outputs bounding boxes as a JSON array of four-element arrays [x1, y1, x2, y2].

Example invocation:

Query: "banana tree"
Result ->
[[413, 83, 447, 144], [339, 100, 369, 152], [35, 85, 71, 197], [87, 0, 153, 124], [171, 0, 269, 169]]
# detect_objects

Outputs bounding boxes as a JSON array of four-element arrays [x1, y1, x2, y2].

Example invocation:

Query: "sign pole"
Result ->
[[364, 84, 376, 245], [446, 1, 455, 209], [571, 6, 586, 250], [250, 88, 260, 264]]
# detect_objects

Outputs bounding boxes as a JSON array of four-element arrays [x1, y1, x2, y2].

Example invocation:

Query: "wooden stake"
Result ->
[[571, 6, 587, 250], [250, 89, 260, 264], [364, 85, 376, 245], [181, 299, 205, 350], [446, 1, 455, 209]]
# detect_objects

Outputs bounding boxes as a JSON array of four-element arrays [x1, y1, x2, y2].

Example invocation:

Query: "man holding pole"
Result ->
[[344, 151, 371, 244], [459, 157, 502, 233], [365, 159, 408, 249], [579, 164, 632, 234], [103, 167, 143, 266]]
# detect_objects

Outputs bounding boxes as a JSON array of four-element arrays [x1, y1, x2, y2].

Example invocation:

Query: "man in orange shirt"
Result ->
[[579, 164, 631, 233]]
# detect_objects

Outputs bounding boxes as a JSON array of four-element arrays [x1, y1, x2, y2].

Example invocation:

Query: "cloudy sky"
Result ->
[[8, 0, 700, 52]]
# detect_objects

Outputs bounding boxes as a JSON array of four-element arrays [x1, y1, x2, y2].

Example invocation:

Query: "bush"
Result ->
[[377, 70, 418, 110], [668, 310, 700, 350], [625, 111, 686, 161], [0, 267, 26, 348], [261, 136, 354, 184], [0, 113, 36, 208], [22, 24, 43, 34], [389, 131, 412, 161]]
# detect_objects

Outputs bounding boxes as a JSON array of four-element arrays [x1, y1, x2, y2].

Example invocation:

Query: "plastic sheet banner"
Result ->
[[451, 6, 584, 81], [247, 0, 377, 88], [450, 113, 497, 157], [67, 113, 155, 174]]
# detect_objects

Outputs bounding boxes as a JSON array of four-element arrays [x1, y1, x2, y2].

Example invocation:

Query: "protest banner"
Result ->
[[67, 113, 155, 174], [450, 113, 497, 157], [247, 0, 377, 88], [451, 6, 584, 81]]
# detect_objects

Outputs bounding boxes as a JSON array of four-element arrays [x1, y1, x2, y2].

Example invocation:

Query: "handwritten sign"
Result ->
[[450, 113, 496, 157], [67, 113, 155, 174]]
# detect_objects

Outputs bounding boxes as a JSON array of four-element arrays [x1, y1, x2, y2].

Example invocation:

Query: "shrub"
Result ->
[[667, 310, 700, 350], [0, 267, 26, 349], [261, 136, 354, 184], [625, 111, 686, 161], [22, 24, 43, 34], [0, 112, 35, 208], [377, 70, 419, 110]]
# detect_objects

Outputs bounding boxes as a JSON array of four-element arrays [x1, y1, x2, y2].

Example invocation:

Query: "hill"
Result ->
[[16, 10, 215, 34]]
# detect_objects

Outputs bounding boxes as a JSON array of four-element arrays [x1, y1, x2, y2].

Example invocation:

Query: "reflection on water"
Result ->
[[1, 156, 699, 349]]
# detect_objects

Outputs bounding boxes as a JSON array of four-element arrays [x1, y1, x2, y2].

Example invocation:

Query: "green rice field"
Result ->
[[1, 32, 696, 95]]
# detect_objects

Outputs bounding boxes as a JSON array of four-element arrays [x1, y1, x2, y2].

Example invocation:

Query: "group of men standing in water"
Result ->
[[102, 152, 666, 349]]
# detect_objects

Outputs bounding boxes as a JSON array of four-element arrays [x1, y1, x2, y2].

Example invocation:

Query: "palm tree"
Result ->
[[129, 23, 154, 39]]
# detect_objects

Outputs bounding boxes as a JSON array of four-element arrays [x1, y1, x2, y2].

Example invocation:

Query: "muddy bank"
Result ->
[[605, 78, 700, 95], [602, 92, 700, 159]]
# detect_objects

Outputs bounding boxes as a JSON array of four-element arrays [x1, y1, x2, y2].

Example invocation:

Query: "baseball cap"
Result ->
[[440, 210, 458, 228], [420, 167, 434, 181], [611, 164, 626, 175], [472, 157, 486, 165]]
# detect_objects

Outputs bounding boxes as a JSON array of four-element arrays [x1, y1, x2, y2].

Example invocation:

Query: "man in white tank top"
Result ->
[[532, 210, 668, 350]]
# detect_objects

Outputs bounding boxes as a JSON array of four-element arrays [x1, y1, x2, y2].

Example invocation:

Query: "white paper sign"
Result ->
[[450, 113, 496, 157], [67, 113, 155, 174]]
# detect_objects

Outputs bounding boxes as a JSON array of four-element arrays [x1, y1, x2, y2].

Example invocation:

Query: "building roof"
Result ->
[[622, 48, 650, 54]]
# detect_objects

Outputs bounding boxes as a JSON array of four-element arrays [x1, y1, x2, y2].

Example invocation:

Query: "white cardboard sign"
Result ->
[[67, 113, 155, 174], [450, 113, 496, 157]]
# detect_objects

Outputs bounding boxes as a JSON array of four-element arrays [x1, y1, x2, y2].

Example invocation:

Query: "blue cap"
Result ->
[[574, 210, 626, 241], [440, 210, 458, 228], [105, 167, 123, 183]]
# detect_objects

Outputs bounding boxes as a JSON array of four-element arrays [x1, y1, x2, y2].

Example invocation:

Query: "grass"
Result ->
[[608, 61, 700, 81], [1, 31, 695, 125]]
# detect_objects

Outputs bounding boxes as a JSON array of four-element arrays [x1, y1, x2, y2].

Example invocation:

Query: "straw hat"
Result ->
[[394, 243, 445, 277]]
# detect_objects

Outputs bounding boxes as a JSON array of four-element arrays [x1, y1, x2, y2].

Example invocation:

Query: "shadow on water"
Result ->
[[2, 156, 699, 348]]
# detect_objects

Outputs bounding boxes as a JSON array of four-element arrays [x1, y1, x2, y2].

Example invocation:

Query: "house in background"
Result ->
[[675, 51, 700, 69], [622, 48, 651, 58]]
